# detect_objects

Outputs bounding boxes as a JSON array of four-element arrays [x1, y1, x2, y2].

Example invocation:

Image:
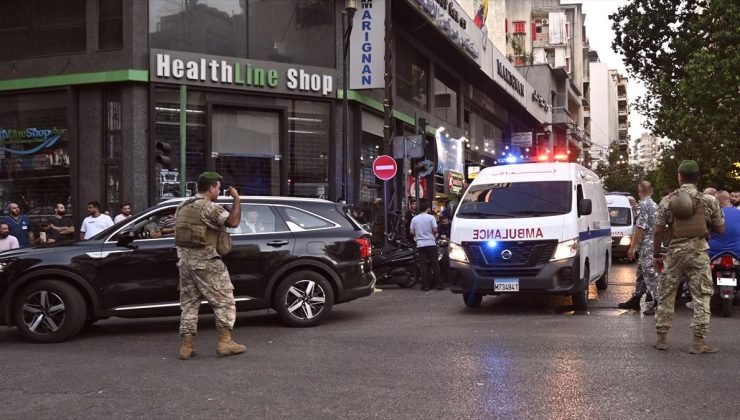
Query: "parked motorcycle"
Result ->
[[710, 251, 739, 317], [372, 238, 420, 288]]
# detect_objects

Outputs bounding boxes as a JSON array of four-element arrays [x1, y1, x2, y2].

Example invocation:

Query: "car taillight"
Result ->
[[354, 238, 371, 259]]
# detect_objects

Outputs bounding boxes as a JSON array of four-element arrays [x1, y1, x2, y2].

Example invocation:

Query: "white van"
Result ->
[[605, 194, 635, 260], [448, 162, 611, 310]]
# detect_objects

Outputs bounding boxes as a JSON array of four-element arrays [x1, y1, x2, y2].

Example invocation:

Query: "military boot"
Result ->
[[655, 332, 668, 350], [179, 333, 196, 360], [216, 327, 246, 356], [618, 295, 641, 311], [689, 335, 718, 354]]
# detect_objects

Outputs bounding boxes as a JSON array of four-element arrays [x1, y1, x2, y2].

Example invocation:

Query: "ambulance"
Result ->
[[605, 194, 635, 260], [448, 161, 611, 310]]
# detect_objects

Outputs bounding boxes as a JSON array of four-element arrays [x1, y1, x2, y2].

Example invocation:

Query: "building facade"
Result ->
[[0, 0, 546, 230], [587, 55, 619, 167], [635, 132, 664, 171], [612, 70, 630, 154]]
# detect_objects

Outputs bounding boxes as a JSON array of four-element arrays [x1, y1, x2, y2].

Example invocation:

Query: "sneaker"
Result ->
[[685, 300, 694, 309], [618, 295, 642, 310]]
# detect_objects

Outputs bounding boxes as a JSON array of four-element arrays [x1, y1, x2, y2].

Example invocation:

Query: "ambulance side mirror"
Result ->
[[578, 199, 592, 216]]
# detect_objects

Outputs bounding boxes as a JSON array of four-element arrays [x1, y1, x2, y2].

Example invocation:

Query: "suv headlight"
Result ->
[[619, 236, 631, 246], [449, 242, 468, 263], [550, 238, 579, 261]]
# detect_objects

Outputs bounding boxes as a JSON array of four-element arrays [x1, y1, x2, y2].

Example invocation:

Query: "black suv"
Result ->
[[0, 197, 375, 342]]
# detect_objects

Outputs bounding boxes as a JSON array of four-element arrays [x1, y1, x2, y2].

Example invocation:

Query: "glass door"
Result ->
[[211, 107, 282, 196]]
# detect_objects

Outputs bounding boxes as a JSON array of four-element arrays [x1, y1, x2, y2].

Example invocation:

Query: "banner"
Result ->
[[511, 132, 533, 147], [349, 0, 385, 89]]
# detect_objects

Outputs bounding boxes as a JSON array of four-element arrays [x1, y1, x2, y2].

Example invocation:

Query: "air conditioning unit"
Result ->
[[542, 19, 549, 25]]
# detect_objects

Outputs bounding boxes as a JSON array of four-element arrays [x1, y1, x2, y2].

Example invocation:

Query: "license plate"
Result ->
[[717, 277, 737, 286], [494, 278, 519, 292]]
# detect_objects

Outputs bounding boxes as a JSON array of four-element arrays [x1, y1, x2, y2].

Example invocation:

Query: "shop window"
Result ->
[[153, 88, 206, 200], [149, 0, 335, 68], [433, 66, 459, 125], [359, 131, 383, 205], [287, 101, 330, 199], [0, 91, 71, 226], [396, 37, 429, 110], [99, 0, 123, 50], [103, 89, 122, 212], [0, 0, 86, 60]]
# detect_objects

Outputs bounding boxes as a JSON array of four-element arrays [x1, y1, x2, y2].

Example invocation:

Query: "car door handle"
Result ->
[[266, 240, 289, 247]]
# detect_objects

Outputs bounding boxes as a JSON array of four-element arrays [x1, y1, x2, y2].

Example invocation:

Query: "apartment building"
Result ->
[[611, 70, 630, 154], [586, 50, 619, 167], [635, 133, 665, 171]]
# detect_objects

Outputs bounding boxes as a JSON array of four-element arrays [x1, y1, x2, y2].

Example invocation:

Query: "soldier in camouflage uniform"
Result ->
[[174, 172, 246, 360], [627, 181, 659, 315], [653, 160, 725, 354], [619, 192, 647, 310]]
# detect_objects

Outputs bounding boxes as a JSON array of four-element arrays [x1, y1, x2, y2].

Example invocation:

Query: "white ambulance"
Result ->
[[605, 194, 636, 261], [448, 162, 611, 310]]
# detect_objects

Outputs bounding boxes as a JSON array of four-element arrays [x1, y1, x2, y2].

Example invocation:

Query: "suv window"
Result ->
[[282, 207, 335, 230], [228, 204, 285, 235], [111, 207, 177, 241]]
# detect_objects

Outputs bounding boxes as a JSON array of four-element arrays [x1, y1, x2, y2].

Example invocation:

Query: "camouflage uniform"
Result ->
[[635, 196, 659, 300], [176, 194, 235, 336], [655, 184, 724, 337], [631, 203, 646, 297]]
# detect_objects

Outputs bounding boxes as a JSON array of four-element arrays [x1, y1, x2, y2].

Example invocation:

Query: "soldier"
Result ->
[[619, 189, 647, 310], [174, 172, 245, 360], [653, 160, 725, 354], [626, 181, 659, 314]]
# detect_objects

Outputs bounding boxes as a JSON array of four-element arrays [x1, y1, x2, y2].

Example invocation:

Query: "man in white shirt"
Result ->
[[80, 201, 114, 240], [113, 202, 132, 224], [0, 223, 19, 251], [410, 201, 443, 291], [243, 210, 263, 233]]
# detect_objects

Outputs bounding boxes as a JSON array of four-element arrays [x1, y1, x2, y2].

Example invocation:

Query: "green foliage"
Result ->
[[611, 0, 740, 190], [594, 147, 644, 195]]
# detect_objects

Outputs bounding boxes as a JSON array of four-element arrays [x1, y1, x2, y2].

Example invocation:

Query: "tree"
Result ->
[[594, 147, 644, 194], [610, 0, 740, 190]]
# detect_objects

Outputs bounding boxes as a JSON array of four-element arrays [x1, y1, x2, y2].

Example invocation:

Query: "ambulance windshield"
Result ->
[[457, 181, 572, 218], [608, 207, 632, 226]]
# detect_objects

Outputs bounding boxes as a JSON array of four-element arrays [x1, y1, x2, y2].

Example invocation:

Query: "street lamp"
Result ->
[[342, 0, 357, 202]]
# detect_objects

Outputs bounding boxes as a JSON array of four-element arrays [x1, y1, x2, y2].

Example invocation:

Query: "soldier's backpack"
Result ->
[[669, 190, 708, 239]]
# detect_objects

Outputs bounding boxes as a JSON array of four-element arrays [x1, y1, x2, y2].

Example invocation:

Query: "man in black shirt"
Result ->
[[44, 203, 75, 243]]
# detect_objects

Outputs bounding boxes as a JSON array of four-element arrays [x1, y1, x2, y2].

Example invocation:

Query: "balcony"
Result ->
[[552, 107, 574, 126]]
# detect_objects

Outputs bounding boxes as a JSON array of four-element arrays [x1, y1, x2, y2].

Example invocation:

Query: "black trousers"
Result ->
[[417, 245, 441, 289]]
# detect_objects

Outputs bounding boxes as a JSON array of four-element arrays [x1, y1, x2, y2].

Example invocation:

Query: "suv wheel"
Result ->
[[274, 271, 334, 327], [14, 280, 87, 343]]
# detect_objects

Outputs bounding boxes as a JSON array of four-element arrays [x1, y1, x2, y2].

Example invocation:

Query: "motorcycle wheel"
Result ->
[[394, 268, 418, 288], [721, 298, 733, 317]]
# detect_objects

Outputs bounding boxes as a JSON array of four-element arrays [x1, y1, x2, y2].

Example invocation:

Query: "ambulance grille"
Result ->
[[462, 240, 558, 267]]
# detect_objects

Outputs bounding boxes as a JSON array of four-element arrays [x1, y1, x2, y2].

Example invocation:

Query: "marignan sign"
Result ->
[[349, 0, 386, 89]]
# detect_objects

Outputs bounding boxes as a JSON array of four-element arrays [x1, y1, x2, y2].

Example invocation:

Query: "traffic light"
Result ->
[[413, 159, 434, 177], [155, 141, 173, 169]]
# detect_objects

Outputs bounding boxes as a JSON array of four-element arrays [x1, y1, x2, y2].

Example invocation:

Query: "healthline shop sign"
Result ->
[[151, 50, 338, 98]]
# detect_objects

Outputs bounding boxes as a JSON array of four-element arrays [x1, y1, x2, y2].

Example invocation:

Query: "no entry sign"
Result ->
[[373, 155, 397, 181]]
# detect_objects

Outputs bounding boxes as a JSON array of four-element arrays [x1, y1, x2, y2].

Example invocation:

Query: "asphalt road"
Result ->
[[1, 262, 739, 419]]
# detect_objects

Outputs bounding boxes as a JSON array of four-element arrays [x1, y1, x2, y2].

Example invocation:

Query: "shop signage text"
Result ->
[[416, 0, 481, 62], [472, 228, 544, 240], [445, 170, 465, 195], [152, 51, 337, 98], [349, 0, 385, 89], [511, 132, 532, 147], [496, 60, 524, 97], [0, 127, 66, 155], [531, 91, 551, 112]]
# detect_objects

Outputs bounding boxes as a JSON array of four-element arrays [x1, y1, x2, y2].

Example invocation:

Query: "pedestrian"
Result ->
[[730, 191, 740, 209], [405, 199, 417, 242], [43, 203, 75, 243], [80, 201, 114, 240], [703, 187, 717, 197], [707, 191, 740, 258], [0, 223, 19, 251], [174, 171, 245, 360], [336, 196, 346, 204], [626, 181, 659, 315], [410, 200, 443, 291], [114, 202, 132, 224], [438, 214, 451, 239], [2, 202, 33, 247], [653, 160, 724, 354]]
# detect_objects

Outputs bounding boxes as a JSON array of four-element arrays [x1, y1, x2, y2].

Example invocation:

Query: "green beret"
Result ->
[[678, 160, 699, 174], [198, 171, 223, 181]]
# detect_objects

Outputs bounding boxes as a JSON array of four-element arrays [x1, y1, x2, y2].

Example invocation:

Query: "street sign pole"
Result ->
[[373, 155, 398, 249], [383, 180, 388, 248]]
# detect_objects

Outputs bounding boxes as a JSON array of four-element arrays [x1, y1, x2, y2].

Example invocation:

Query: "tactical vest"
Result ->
[[174, 198, 219, 249], [670, 190, 709, 239]]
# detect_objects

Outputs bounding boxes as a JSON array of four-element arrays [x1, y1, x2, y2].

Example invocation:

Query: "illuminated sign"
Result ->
[[0, 128, 66, 155]]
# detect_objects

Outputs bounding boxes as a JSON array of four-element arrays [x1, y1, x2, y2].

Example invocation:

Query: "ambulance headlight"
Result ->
[[449, 242, 469, 263], [550, 238, 579, 261], [619, 236, 631, 246]]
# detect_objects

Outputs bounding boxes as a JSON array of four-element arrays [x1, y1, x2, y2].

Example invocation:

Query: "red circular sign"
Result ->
[[373, 155, 397, 181]]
